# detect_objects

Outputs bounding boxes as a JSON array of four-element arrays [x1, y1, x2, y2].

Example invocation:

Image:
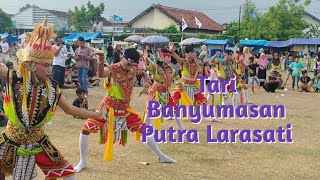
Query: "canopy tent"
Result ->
[[124, 35, 144, 43], [63, 32, 105, 44], [204, 40, 235, 56], [289, 38, 320, 45], [268, 41, 289, 48], [179, 38, 206, 46], [240, 40, 269, 47], [269, 38, 320, 48], [140, 35, 169, 44], [0, 34, 18, 44], [204, 40, 234, 46]]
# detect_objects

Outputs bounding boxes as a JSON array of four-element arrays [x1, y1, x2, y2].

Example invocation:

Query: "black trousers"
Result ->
[[52, 65, 65, 88]]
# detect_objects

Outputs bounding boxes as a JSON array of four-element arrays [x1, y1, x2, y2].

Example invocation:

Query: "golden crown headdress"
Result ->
[[17, 15, 56, 64]]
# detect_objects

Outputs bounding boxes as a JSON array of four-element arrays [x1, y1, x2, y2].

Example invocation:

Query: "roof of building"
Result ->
[[304, 11, 320, 23], [101, 17, 113, 26], [44, 9, 70, 19], [129, 4, 224, 31]]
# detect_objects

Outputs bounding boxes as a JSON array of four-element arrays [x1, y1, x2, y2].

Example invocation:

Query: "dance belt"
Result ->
[[104, 95, 130, 110], [4, 121, 44, 145]]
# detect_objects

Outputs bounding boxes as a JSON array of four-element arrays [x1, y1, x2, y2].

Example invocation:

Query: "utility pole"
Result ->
[[238, 5, 241, 44]]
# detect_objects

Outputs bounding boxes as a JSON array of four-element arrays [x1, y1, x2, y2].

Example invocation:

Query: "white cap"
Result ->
[[1, 36, 6, 40], [133, 43, 138, 47]]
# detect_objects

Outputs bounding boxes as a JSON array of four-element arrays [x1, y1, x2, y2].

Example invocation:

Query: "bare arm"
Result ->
[[169, 42, 184, 65], [58, 95, 103, 120], [210, 52, 221, 64], [97, 54, 110, 78]]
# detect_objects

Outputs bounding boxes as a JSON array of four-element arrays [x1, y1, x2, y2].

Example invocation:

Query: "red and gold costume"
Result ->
[[82, 63, 144, 160], [172, 58, 207, 105], [145, 61, 180, 129], [0, 16, 74, 180]]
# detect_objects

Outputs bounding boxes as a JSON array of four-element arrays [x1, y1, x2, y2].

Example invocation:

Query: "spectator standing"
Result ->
[[75, 37, 92, 95], [106, 43, 113, 64], [0, 36, 10, 63], [52, 36, 67, 88]]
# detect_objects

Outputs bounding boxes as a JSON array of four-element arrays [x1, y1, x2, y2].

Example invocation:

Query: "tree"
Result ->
[[153, 24, 181, 42], [69, 1, 105, 32], [19, 4, 31, 12], [304, 24, 320, 38], [0, 9, 13, 34], [240, 0, 261, 39], [257, 0, 309, 40]]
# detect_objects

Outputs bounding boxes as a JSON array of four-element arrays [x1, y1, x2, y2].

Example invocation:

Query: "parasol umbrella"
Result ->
[[124, 35, 144, 43], [140, 35, 170, 44], [179, 38, 206, 46]]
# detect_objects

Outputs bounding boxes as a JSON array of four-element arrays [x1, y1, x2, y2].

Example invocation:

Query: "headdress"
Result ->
[[16, 15, 56, 64]]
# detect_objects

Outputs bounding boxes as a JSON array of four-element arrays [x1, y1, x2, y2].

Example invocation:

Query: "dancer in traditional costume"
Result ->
[[169, 43, 207, 106], [0, 16, 104, 180], [143, 49, 184, 130], [75, 48, 175, 173]]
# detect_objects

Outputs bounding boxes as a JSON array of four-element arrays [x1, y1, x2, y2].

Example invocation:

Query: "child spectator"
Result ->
[[276, 72, 284, 90], [87, 70, 100, 87], [298, 70, 313, 92], [284, 54, 295, 86], [248, 57, 260, 93], [312, 71, 320, 92], [64, 67, 78, 88], [289, 56, 304, 90], [71, 66, 79, 85], [72, 88, 88, 119]]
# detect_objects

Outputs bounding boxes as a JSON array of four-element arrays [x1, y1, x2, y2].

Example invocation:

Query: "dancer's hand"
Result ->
[[169, 42, 176, 52], [96, 103, 106, 120], [177, 83, 184, 91]]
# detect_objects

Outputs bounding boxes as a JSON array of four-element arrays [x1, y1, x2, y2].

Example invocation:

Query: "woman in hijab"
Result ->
[[272, 53, 281, 71], [199, 45, 208, 64], [242, 47, 252, 85], [257, 53, 269, 86]]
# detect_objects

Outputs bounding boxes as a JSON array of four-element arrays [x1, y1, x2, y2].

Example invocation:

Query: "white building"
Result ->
[[12, 5, 70, 35]]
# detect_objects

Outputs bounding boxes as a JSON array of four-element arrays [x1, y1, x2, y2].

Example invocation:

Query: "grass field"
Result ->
[[1, 60, 319, 179]]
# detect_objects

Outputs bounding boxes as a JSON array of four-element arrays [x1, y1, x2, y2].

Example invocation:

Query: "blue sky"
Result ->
[[2, 0, 320, 23]]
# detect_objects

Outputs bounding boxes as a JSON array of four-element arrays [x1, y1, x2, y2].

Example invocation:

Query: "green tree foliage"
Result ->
[[224, 0, 311, 41], [0, 9, 13, 34], [69, 1, 105, 32], [257, 0, 309, 40], [304, 24, 320, 38], [153, 24, 181, 42]]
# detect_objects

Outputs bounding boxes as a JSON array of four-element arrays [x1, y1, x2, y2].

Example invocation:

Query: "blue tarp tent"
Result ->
[[268, 38, 320, 48], [204, 40, 234, 47], [204, 40, 234, 56], [240, 40, 269, 47], [268, 41, 290, 48], [63, 32, 105, 44], [288, 38, 320, 45], [0, 34, 18, 44]]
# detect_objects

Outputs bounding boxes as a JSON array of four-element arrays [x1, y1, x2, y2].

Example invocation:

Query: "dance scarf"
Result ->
[[104, 107, 140, 161]]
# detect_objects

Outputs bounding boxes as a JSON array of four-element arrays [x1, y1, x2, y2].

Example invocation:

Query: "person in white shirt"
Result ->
[[52, 36, 67, 88], [0, 36, 10, 63]]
